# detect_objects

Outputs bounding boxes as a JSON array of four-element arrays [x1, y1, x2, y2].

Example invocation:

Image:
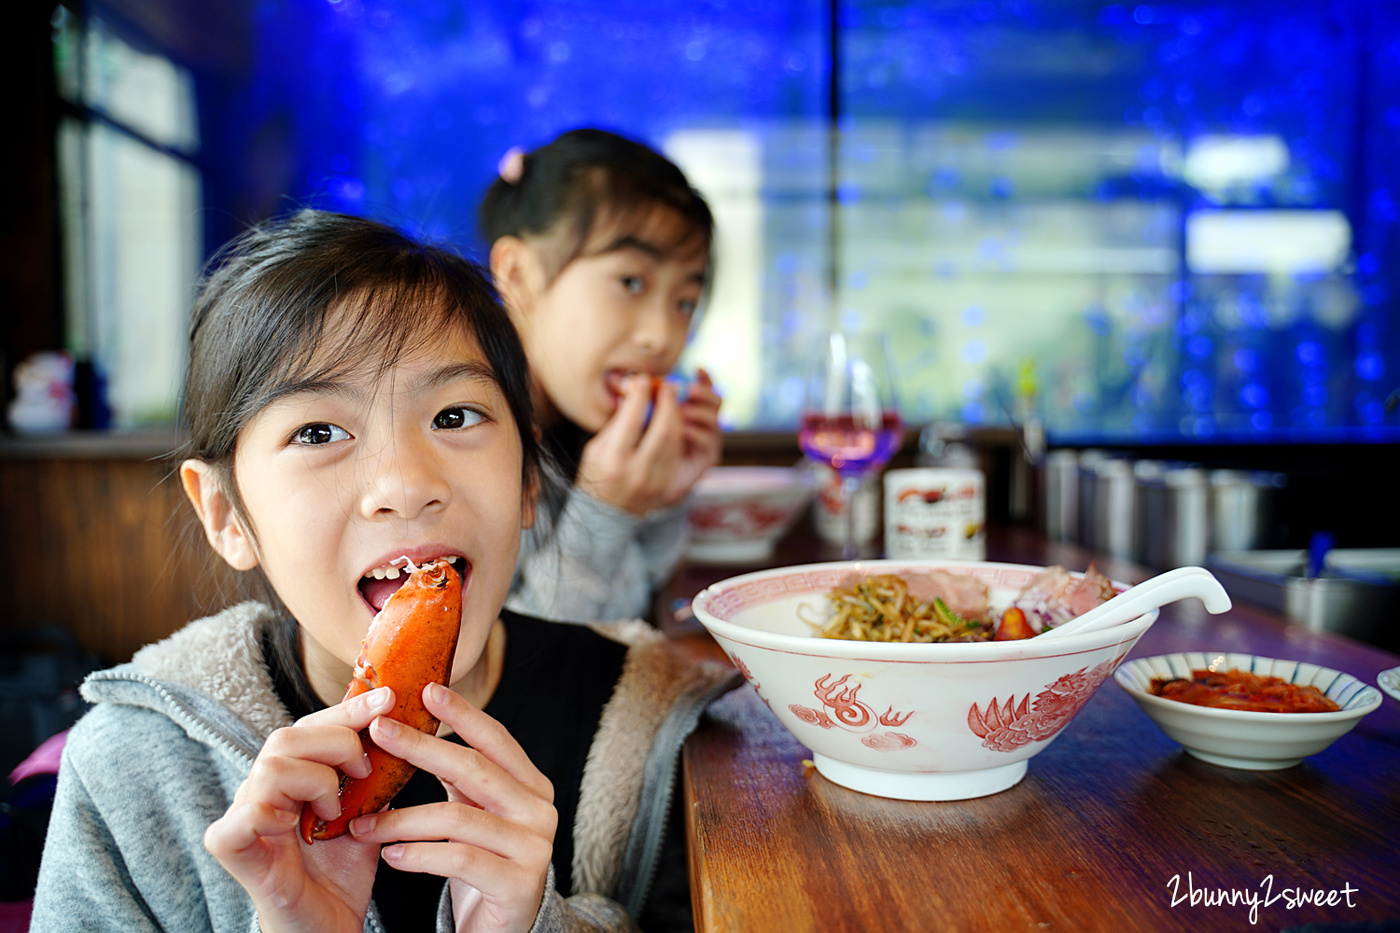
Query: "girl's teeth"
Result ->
[[363, 555, 460, 580]]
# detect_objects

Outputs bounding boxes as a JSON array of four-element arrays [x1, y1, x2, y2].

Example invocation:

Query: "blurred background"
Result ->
[[2, 0, 1399, 669], [8, 0, 1399, 440]]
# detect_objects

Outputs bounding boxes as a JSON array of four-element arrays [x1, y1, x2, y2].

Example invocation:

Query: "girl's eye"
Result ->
[[432, 406, 486, 431], [621, 275, 645, 295], [292, 423, 350, 445], [678, 297, 699, 317]]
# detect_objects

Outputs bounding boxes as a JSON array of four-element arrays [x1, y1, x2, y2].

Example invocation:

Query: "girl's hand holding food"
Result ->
[[204, 686, 396, 933], [346, 681, 557, 933], [578, 369, 722, 515], [664, 367, 722, 507]]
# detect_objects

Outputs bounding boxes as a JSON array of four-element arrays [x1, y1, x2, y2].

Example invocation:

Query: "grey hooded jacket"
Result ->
[[506, 457, 691, 624], [29, 602, 739, 933]]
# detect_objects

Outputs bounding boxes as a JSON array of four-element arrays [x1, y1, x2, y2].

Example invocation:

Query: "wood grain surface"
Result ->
[[1, 452, 238, 664]]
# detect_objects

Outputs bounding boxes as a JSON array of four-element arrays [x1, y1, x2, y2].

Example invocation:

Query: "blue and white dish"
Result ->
[[1379, 666, 1400, 704], [1115, 652, 1382, 770]]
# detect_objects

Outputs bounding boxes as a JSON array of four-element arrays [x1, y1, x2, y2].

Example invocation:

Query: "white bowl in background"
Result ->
[[685, 466, 816, 564], [1114, 652, 1382, 769], [691, 559, 1155, 801], [1379, 666, 1400, 703]]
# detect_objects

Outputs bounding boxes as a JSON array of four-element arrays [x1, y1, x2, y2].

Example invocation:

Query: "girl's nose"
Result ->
[[357, 434, 449, 521], [634, 297, 681, 358]]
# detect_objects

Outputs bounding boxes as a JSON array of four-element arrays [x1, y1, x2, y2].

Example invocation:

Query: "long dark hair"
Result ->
[[478, 127, 715, 288], [173, 208, 540, 708]]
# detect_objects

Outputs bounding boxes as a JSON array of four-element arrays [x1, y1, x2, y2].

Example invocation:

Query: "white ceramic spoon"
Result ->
[[1037, 565, 1232, 639]]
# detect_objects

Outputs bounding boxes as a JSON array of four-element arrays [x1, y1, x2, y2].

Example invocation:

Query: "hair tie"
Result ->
[[498, 147, 525, 184]]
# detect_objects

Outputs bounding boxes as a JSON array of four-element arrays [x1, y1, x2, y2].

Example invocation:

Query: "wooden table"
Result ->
[[663, 524, 1400, 932]]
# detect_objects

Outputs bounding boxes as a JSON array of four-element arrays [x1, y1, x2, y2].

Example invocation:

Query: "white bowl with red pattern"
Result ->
[[685, 466, 817, 564], [691, 560, 1156, 801]]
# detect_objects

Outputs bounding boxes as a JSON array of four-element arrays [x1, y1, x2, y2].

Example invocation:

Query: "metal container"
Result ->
[[1207, 549, 1400, 652], [1136, 464, 1209, 570], [1084, 457, 1136, 560], [1210, 469, 1287, 552], [1040, 449, 1079, 541], [1074, 449, 1113, 550]]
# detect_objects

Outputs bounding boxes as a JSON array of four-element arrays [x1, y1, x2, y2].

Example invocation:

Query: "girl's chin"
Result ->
[[571, 401, 614, 433]]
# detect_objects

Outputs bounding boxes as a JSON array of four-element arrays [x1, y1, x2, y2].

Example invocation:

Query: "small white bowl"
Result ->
[[692, 560, 1155, 800], [1379, 666, 1400, 703], [1114, 652, 1383, 770], [685, 466, 816, 564]]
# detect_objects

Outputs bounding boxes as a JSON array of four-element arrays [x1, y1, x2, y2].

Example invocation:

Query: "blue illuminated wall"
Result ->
[[200, 0, 1400, 444]]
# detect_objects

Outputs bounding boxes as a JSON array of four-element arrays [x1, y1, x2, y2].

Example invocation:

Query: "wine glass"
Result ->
[[798, 331, 903, 559]]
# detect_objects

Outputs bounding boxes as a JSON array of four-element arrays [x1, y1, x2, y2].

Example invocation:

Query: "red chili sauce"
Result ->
[[1149, 668, 1341, 713]]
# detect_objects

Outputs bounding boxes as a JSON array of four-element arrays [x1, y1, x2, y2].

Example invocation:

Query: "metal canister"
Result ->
[[1210, 469, 1288, 553], [1041, 449, 1079, 541], [1085, 457, 1136, 560], [1075, 450, 1113, 550], [1136, 464, 1209, 570]]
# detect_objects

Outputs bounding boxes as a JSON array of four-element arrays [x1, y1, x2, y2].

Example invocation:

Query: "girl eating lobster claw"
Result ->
[[29, 209, 739, 933]]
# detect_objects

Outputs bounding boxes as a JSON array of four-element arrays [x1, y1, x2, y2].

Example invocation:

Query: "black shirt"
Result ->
[[267, 609, 628, 932]]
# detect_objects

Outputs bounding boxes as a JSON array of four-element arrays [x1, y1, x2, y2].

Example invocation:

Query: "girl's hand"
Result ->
[[204, 686, 396, 933], [576, 374, 683, 515], [577, 369, 722, 515], [663, 367, 722, 506], [347, 682, 557, 933]]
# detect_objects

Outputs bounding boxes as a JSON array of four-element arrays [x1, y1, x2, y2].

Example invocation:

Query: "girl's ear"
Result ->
[[179, 459, 259, 571], [489, 236, 544, 318]]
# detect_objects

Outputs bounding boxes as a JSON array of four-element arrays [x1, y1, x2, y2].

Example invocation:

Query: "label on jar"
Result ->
[[883, 468, 986, 560]]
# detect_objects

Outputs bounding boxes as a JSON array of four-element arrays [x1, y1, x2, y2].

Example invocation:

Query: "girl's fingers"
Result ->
[[683, 368, 720, 405], [348, 788, 554, 922], [229, 687, 394, 826], [636, 383, 682, 460], [373, 684, 553, 808], [349, 799, 552, 866], [206, 799, 301, 858], [262, 689, 390, 783], [379, 837, 548, 897], [595, 375, 652, 451], [680, 401, 721, 435], [255, 753, 353, 823], [295, 684, 395, 732], [423, 684, 546, 790], [344, 687, 556, 928]]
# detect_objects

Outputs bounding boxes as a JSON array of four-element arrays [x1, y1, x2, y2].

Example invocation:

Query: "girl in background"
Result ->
[[479, 128, 723, 623], [30, 209, 737, 933]]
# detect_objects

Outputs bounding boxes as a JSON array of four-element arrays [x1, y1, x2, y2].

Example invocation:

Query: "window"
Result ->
[[54, 6, 202, 427]]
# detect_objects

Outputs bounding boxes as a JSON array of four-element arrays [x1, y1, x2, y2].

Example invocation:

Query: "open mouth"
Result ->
[[604, 369, 663, 401], [357, 555, 464, 613]]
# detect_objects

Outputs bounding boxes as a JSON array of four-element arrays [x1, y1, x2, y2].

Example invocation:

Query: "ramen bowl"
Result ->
[[690, 559, 1156, 801], [685, 466, 816, 564], [1114, 652, 1382, 769]]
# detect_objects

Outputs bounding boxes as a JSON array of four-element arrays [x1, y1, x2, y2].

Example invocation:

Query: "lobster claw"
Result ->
[[299, 558, 462, 843]]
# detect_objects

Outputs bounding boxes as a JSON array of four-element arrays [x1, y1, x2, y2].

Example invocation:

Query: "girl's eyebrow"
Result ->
[[264, 378, 358, 406], [596, 234, 664, 259], [409, 360, 501, 394], [265, 361, 500, 406], [594, 235, 709, 284]]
